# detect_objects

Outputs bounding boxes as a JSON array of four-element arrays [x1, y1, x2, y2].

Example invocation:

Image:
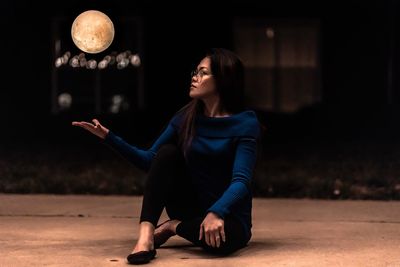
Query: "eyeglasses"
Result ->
[[191, 69, 212, 81]]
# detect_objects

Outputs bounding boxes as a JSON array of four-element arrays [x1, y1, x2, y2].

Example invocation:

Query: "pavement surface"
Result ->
[[0, 194, 399, 267]]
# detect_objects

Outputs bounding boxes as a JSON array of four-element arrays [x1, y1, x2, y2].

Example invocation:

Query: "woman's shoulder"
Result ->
[[196, 109, 261, 139], [168, 109, 186, 129], [167, 108, 261, 138], [235, 110, 259, 124], [232, 110, 261, 138]]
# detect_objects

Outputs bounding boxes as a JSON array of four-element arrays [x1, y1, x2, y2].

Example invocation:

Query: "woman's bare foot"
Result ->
[[154, 219, 181, 248], [131, 221, 155, 253], [132, 240, 154, 254]]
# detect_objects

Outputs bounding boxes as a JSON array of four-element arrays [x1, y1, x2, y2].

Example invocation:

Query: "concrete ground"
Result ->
[[0, 194, 399, 267]]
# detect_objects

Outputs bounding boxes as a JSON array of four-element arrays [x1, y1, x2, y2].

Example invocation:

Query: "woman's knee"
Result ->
[[201, 217, 248, 255], [175, 216, 248, 255], [155, 144, 183, 163], [146, 143, 186, 188]]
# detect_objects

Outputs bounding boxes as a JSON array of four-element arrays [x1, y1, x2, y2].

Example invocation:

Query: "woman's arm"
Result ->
[[72, 118, 177, 172], [206, 137, 258, 218], [104, 123, 177, 171], [199, 136, 258, 248]]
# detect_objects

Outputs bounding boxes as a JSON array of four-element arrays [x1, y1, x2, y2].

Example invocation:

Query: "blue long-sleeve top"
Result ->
[[104, 110, 260, 242]]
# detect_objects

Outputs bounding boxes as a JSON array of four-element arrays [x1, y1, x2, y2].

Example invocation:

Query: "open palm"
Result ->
[[72, 119, 109, 139]]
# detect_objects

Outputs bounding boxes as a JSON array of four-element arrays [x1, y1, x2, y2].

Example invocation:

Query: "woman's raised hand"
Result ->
[[72, 119, 110, 139]]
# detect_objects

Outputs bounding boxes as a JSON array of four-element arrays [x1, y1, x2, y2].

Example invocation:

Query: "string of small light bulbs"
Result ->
[[55, 10, 141, 70]]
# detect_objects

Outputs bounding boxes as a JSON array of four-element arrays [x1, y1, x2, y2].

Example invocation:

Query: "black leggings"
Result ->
[[140, 144, 248, 255]]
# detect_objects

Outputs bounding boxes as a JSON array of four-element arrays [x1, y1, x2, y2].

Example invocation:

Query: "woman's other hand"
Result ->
[[199, 212, 226, 248], [72, 119, 109, 139]]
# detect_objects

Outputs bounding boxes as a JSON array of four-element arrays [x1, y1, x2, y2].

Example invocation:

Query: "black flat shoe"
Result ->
[[126, 250, 156, 265], [155, 219, 172, 229], [154, 219, 175, 248]]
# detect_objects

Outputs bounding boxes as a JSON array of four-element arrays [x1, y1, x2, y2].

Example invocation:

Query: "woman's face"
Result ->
[[189, 57, 217, 100]]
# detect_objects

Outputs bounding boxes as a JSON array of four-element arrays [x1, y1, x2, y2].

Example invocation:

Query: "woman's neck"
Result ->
[[202, 96, 231, 118]]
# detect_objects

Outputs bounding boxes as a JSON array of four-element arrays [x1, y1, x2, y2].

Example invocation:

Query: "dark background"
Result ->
[[1, 0, 399, 198]]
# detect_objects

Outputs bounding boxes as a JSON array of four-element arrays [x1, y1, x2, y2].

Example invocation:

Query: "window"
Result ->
[[234, 18, 321, 113]]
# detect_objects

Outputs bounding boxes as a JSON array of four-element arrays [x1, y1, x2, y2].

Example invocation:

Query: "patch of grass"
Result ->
[[252, 141, 400, 200], [0, 144, 145, 195], [1, 140, 399, 199]]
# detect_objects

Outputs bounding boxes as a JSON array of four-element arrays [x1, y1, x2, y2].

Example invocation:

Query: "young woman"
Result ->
[[72, 48, 261, 265]]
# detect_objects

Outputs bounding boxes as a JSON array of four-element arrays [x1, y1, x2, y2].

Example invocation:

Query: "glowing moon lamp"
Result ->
[[71, 10, 115, 54]]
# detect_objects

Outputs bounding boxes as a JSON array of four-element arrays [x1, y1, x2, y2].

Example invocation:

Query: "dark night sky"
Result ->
[[1, 0, 399, 147]]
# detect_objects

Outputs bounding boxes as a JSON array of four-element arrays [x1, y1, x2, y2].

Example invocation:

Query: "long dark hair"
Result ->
[[178, 48, 245, 155]]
